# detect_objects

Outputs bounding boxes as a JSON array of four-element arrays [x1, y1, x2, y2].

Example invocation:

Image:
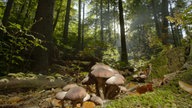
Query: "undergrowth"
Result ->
[[106, 67, 192, 108]]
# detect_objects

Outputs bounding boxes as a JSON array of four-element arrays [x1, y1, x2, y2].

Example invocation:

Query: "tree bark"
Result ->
[[53, 0, 63, 31], [100, 0, 104, 41], [81, 2, 85, 50], [78, 0, 82, 50], [118, 0, 128, 64], [31, 0, 55, 73], [22, 0, 32, 28], [2, 0, 14, 26], [151, 0, 161, 38], [107, 0, 111, 41], [161, 0, 169, 45], [63, 0, 71, 43], [16, 0, 27, 24]]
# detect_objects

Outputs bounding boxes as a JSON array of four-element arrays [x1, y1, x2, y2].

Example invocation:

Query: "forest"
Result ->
[[0, 0, 192, 107]]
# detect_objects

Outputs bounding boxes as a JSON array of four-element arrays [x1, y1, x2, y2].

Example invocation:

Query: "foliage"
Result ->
[[102, 44, 120, 67], [0, 23, 45, 74], [166, 5, 192, 27]]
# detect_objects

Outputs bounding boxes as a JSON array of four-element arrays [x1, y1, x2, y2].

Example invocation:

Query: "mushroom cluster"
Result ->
[[55, 83, 103, 108], [82, 63, 126, 99]]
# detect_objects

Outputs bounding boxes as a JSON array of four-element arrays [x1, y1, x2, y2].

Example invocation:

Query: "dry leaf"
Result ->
[[136, 83, 153, 94], [179, 81, 192, 94], [82, 101, 96, 108]]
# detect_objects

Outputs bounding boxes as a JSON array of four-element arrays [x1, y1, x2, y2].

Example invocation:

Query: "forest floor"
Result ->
[[0, 63, 192, 108]]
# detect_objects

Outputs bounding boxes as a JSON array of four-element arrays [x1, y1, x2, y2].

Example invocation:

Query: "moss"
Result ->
[[150, 52, 169, 78], [106, 67, 192, 108], [106, 89, 175, 108], [150, 47, 185, 79]]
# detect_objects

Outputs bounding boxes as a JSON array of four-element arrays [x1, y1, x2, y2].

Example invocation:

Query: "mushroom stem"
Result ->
[[61, 101, 64, 108], [96, 78, 105, 99]]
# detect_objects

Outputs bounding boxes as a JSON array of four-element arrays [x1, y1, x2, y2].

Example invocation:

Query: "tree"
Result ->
[[77, 0, 82, 50], [53, 0, 63, 31], [118, 0, 128, 64], [63, 0, 72, 43], [151, 0, 161, 38], [100, 0, 104, 41], [82, 2, 85, 50], [31, 0, 55, 73], [161, 0, 169, 45], [2, 0, 14, 26]]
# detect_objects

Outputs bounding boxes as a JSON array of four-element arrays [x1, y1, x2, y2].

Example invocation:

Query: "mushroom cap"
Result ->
[[91, 63, 119, 74], [81, 76, 89, 84], [81, 75, 95, 85], [65, 86, 87, 101], [55, 91, 67, 100], [133, 74, 139, 78], [83, 93, 90, 102], [63, 83, 78, 91], [106, 74, 125, 85], [91, 68, 115, 79], [114, 74, 125, 81], [118, 86, 128, 92], [90, 95, 103, 105], [91, 63, 111, 70], [140, 74, 147, 79]]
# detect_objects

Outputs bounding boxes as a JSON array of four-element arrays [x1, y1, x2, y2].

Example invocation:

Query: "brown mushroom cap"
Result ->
[[106, 74, 125, 85], [91, 68, 115, 79], [91, 63, 111, 70], [55, 91, 67, 100], [91, 63, 119, 74], [65, 86, 87, 101], [63, 83, 78, 91]]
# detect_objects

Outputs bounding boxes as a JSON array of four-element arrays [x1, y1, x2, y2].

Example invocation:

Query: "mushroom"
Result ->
[[105, 74, 125, 99], [64, 86, 88, 107], [63, 83, 78, 91], [55, 91, 67, 100], [90, 93, 103, 105], [91, 63, 119, 74], [55, 91, 67, 108], [91, 68, 115, 99]]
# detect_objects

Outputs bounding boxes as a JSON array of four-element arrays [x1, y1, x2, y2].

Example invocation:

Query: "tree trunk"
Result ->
[[100, 0, 104, 41], [63, 0, 72, 43], [2, 0, 14, 26], [81, 2, 85, 50], [161, 0, 169, 45], [151, 0, 161, 38], [107, 0, 111, 41], [31, 0, 55, 73], [118, 0, 128, 64], [22, 0, 32, 28], [77, 0, 82, 50], [53, 0, 63, 31], [93, 2, 98, 41], [16, 0, 27, 24]]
